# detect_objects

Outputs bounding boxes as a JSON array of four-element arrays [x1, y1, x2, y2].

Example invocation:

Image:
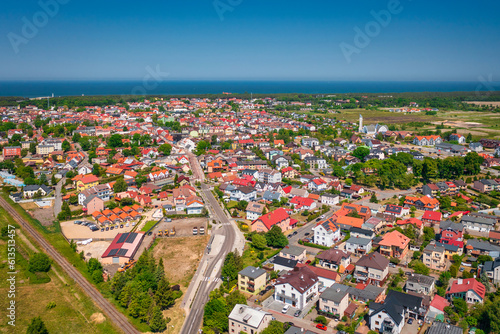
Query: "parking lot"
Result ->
[[151, 217, 208, 238], [61, 220, 135, 240]]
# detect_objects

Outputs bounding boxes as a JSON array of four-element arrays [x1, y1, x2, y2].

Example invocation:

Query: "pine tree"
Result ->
[[26, 316, 49, 334], [149, 306, 167, 333], [128, 291, 142, 318], [155, 258, 165, 282], [155, 277, 174, 310], [119, 284, 133, 308]]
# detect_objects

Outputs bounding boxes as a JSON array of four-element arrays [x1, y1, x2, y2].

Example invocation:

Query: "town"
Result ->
[[1, 94, 500, 334]]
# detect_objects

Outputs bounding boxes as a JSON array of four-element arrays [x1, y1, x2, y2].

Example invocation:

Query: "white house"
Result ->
[[274, 266, 319, 310], [345, 236, 372, 255], [320, 193, 339, 206], [308, 178, 327, 191], [228, 304, 273, 334], [78, 165, 93, 175], [313, 219, 341, 248]]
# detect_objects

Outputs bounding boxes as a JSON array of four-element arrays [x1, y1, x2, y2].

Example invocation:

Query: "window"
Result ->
[[378, 315, 381, 318], [375, 321, 380, 326]]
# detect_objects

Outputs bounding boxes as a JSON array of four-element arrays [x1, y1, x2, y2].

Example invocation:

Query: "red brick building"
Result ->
[[2, 146, 21, 158]]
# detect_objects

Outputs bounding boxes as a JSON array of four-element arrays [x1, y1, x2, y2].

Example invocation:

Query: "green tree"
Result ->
[[351, 146, 370, 161], [108, 134, 123, 148], [158, 143, 172, 156], [113, 178, 128, 193], [29, 253, 51, 273], [26, 316, 49, 334], [150, 305, 167, 333], [92, 163, 100, 176], [261, 320, 285, 334], [252, 234, 267, 250], [370, 193, 378, 203], [62, 140, 71, 152], [265, 225, 289, 248], [453, 298, 468, 317]]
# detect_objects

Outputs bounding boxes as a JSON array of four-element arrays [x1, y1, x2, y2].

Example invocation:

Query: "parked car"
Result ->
[[304, 232, 310, 236], [316, 324, 327, 331], [120, 224, 124, 228], [101, 228, 104, 232], [408, 318, 414, 324], [294, 310, 301, 317], [459, 267, 465, 272], [282, 305, 290, 314]]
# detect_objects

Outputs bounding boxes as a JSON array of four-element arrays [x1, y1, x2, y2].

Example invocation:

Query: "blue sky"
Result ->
[[1, 0, 499, 81]]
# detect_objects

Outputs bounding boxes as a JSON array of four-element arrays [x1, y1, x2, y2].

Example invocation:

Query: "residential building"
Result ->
[[426, 322, 462, 334], [273, 256, 298, 272], [473, 179, 499, 193], [2, 146, 21, 158], [354, 252, 390, 286], [246, 202, 266, 221], [75, 174, 99, 192], [318, 286, 349, 318], [279, 246, 307, 263], [412, 135, 442, 146], [384, 204, 410, 218], [22, 184, 52, 198], [465, 239, 500, 258], [439, 220, 464, 243], [461, 214, 496, 233], [482, 258, 500, 284], [83, 195, 104, 215], [378, 230, 410, 260], [422, 242, 446, 271], [228, 304, 273, 334], [251, 208, 291, 233], [238, 266, 267, 294], [404, 195, 440, 211], [405, 273, 435, 295], [446, 278, 486, 304], [345, 236, 372, 255], [274, 266, 319, 310], [255, 169, 282, 184], [78, 184, 112, 205], [316, 249, 351, 272], [422, 210, 442, 226], [320, 193, 339, 206], [312, 219, 341, 247]]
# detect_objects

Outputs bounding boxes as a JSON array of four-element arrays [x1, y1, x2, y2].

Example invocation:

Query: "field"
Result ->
[[141, 220, 157, 232], [0, 206, 119, 334], [300, 108, 441, 124], [152, 235, 209, 334], [241, 245, 280, 268]]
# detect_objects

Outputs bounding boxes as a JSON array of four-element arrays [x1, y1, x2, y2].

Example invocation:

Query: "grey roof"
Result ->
[[346, 236, 372, 246], [273, 256, 298, 269], [280, 245, 306, 257], [406, 273, 435, 287], [462, 215, 496, 226], [320, 286, 349, 303], [424, 243, 445, 254], [239, 266, 266, 280], [284, 326, 317, 334], [356, 252, 389, 270], [439, 219, 463, 231], [228, 304, 271, 329], [350, 227, 374, 238], [467, 239, 500, 252], [426, 321, 463, 334]]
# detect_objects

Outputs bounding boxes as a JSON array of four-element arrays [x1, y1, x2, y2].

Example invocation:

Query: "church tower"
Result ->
[[359, 114, 363, 133]]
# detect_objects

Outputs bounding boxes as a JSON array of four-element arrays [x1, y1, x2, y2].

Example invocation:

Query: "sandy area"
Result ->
[[77, 241, 111, 260], [61, 220, 135, 240]]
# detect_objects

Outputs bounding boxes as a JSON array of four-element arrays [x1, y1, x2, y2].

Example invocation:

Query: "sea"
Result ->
[[0, 80, 499, 98]]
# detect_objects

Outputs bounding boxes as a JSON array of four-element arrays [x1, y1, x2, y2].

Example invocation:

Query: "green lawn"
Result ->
[[242, 245, 280, 268], [141, 220, 157, 232], [0, 205, 120, 334]]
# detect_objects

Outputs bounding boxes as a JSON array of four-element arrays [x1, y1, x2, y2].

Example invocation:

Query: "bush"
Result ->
[[28, 253, 51, 273], [315, 316, 328, 325]]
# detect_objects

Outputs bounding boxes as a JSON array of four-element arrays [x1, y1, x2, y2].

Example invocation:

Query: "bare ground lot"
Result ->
[[77, 241, 111, 261], [152, 236, 209, 334], [152, 217, 208, 238], [464, 101, 500, 106], [24, 206, 55, 226]]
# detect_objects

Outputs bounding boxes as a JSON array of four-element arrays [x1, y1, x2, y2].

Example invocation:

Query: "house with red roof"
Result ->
[[422, 210, 442, 227], [446, 278, 485, 304], [101, 232, 145, 265], [251, 207, 291, 233], [428, 295, 450, 319], [396, 218, 423, 234], [289, 196, 317, 211], [308, 178, 327, 191]]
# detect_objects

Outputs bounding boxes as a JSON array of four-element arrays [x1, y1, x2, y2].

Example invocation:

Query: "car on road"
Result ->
[[320, 215, 325, 219], [316, 218, 321, 222], [293, 231, 298, 235], [288, 234, 292, 238], [285, 322, 294, 327], [304, 232, 310, 236], [294, 310, 301, 317], [316, 324, 327, 331], [282, 305, 290, 314], [389, 263, 396, 268], [408, 318, 414, 324], [101, 228, 104, 232]]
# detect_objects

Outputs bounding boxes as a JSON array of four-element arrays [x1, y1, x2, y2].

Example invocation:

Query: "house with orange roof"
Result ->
[[404, 195, 440, 211], [396, 218, 423, 234], [76, 174, 99, 191], [336, 215, 364, 229], [413, 135, 442, 146], [339, 203, 372, 221], [378, 231, 410, 259]]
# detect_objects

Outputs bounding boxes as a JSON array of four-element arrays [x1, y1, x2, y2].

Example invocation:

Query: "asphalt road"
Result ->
[[180, 183, 236, 334]]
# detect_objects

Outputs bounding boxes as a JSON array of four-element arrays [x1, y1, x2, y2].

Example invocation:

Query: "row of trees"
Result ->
[[109, 251, 182, 332]]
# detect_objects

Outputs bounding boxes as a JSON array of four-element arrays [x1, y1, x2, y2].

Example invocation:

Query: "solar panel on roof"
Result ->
[[108, 248, 119, 257], [117, 249, 128, 256], [125, 233, 137, 244], [117, 233, 129, 244]]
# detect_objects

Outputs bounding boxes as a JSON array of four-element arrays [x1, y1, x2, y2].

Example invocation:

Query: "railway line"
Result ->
[[0, 196, 139, 334]]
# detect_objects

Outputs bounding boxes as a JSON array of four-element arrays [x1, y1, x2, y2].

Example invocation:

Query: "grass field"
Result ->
[[241, 245, 280, 268], [0, 206, 119, 334], [141, 220, 157, 232]]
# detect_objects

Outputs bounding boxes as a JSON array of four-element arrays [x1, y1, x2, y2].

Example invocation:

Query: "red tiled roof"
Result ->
[[447, 278, 486, 299], [253, 207, 290, 230], [422, 210, 442, 221]]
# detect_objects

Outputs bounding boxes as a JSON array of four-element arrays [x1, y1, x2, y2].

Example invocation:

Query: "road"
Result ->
[[53, 142, 88, 217], [180, 151, 240, 334], [0, 195, 139, 334]]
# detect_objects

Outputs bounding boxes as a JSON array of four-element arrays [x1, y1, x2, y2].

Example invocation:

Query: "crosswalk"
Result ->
[[202, 277, 221, 283]]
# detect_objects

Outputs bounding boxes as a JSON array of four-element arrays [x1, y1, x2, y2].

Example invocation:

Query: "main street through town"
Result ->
[[180, 153, 243, 334]]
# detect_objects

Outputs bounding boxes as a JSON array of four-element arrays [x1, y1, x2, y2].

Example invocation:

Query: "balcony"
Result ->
[[275, 293, 298, 302]]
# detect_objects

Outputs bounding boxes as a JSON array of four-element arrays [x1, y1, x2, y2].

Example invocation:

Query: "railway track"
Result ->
[[0, 196, 139, 334]]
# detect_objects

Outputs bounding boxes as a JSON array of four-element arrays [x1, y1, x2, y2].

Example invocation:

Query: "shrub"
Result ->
[[28, 253, 51, 273], [315, 316, 328, 325]]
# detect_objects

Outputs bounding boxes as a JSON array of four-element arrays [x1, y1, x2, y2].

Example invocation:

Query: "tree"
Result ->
[[221, 251, 243, 286], [315, 316, 328, 325], [453, 298, 468, 317], [261, 320, 285, 334], [265, 225, 288, 248], [29, 253, 51, 273], [370, 193, 378, 203], [69, 195, 78, 205], [158, 143, 172, 156], [62, 140, 71, 152], [351, 146, 370, 161], [108, 134, 123, 148], [26, 316, 49, 334], [409, 260, 429, 275], [236, 200, 248, 211], [149, 306, 167, 333], [113, 178, 128, 193], [92, 163, 100, 176], [252, 234, 267, 250]]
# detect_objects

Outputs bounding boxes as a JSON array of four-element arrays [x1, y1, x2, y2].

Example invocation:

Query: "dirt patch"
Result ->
[[464, 101, 500, 106], [432, 120, 484, 128], [153, 236, 209, 285], [162, 288, 187, 334], [31, 207, 55, 226], [153, 217, 208, 238], [456, 129, 489, 136], [90, 313, 106, 324], [19, 202, 40, 210]]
